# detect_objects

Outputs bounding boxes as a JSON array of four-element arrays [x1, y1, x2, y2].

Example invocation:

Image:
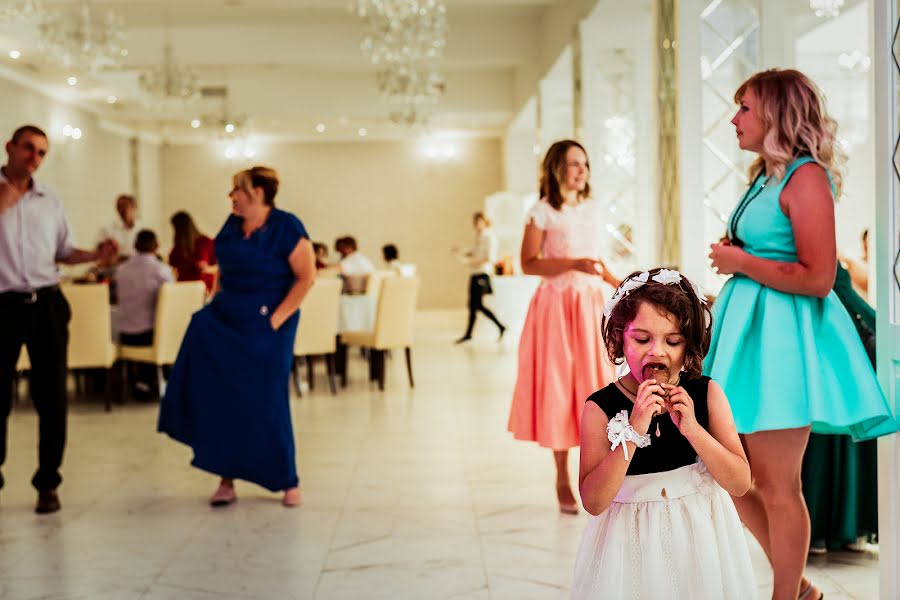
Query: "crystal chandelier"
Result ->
[[38, 0, 127, 72], [139, 44, 199, 102], [809, 0, 844, 18], [354, 0, 449, 127], [0, 0, 44, 22]]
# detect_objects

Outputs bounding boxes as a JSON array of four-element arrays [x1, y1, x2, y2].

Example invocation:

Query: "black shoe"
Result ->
[[36, 490, 61, 514], [454, 336, 472, 345]]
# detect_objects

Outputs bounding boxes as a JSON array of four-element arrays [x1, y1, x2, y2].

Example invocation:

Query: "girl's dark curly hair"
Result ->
[[601, 268, 713, 379]]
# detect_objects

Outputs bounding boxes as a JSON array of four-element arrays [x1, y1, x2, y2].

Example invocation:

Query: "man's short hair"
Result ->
[[11, 125, 48, 144], [117, 194, 137, 207], [134, 229, 158, 253]]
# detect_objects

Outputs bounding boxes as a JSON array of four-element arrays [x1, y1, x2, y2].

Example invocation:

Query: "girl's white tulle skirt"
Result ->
[[572, 462, 756, 599]]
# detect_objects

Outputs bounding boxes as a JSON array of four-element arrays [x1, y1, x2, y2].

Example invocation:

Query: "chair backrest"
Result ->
[[152, 281, 207, 364], [366, 269, 396, 302], [61, 283, 116, 369], [372, 276, 420, 349], [294, 277, 342, 356]]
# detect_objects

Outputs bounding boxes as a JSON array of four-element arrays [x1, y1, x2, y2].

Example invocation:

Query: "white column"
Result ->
[[579, 5, 655, 271], [538, 46, 575, 150], [759, 0, 789, 68], [676, 0, 705, 281]]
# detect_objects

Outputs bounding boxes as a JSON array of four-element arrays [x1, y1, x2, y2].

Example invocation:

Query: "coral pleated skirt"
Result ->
[[508, 280, 616, 450]]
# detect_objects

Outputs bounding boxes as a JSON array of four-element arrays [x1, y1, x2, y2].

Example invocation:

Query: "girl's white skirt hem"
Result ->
[[572, 462, 755, 599]]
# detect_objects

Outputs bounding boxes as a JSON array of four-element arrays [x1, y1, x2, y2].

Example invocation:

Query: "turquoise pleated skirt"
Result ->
[[704, 275, 897, 441]]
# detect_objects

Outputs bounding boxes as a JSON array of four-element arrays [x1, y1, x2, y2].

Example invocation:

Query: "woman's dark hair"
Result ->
[[540, 139, 591, 211], [601, 268, 713, 379], [170, 211, 202, 263], [382, 244, 398, 261], [336, 236, 358, 253]]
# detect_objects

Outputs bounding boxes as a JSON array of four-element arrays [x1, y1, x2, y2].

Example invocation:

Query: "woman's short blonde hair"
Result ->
[[233, 166, 280, 206], [735, 69, 845, 198]]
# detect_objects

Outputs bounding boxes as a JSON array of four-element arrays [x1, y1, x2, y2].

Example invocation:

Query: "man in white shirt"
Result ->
[[98, 194, 142, 261], [0, 124, 118, 514], [336, 236, 375, 294], [115, 229, 174, 398]]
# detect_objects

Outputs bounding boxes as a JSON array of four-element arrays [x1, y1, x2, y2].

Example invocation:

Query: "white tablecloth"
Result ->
[[339, 295, 376, 333], [485, 275, 542, 330]]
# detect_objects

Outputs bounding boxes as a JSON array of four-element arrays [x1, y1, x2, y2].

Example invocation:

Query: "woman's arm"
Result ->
[[709, 163, 836, 298], [682, 381, 751, 496], [520, 222, 600, 277], [270, 237, 317, 331]]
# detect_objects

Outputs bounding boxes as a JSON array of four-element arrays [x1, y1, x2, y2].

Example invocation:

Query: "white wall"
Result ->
[[0, 74, 163, 251], [160, 137, 503, 309]]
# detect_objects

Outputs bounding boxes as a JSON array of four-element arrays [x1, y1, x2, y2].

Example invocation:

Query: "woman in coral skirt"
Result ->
[[508, 139, 620, 514]]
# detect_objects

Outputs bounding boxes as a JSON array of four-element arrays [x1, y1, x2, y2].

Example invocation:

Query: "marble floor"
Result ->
[[0, 312, 880, 599]]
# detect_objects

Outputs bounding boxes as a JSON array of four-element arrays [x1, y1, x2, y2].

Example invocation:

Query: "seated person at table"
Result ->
[[382, 243, 416, 277], [336, 236, 374, 294], [115, 229, 174, 397], [169, 210, 217, 293], [313, 241, 331, 270]]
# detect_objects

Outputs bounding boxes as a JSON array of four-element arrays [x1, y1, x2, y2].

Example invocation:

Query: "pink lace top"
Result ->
[[526, 197, 607, 290]]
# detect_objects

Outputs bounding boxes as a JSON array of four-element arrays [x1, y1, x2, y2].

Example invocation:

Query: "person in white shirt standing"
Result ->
[[0, 124, 118, 514], [115, 229, 174, 399], [453, 212, 506, 344], [99, 194, 142, 261]]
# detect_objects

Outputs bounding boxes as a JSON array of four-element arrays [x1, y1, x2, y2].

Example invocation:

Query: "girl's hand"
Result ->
[[663, 384, 700, 438], [572, 258, 603, 275], [708, 243, 746, 275], [629, 379, 666, 436]]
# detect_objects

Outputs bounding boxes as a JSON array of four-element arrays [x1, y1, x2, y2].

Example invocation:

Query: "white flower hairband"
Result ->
[[603, 268, 707, 319]]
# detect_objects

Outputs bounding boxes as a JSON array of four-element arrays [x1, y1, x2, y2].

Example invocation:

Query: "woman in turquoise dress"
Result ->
[[705, 69, 896, 600], [158, 166, 316, 507]]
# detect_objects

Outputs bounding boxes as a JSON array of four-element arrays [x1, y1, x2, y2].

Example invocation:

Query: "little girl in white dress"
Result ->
[[572, 268, 755, 599]]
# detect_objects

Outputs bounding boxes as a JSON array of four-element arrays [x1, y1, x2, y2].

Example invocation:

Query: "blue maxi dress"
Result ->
[[158, 208, 308, 491], [704, 157, 896, 441]]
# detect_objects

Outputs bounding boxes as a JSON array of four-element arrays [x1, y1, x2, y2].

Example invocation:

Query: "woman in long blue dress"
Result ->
[[705, 69, 896, 600], [158, 166, 316, 507]]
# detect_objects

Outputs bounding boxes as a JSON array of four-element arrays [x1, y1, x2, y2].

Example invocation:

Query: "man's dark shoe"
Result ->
[[35, 490, 61, 514]]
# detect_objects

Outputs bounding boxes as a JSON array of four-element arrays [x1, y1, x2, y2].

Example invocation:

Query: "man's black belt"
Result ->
[[0, 285, 61, 304]]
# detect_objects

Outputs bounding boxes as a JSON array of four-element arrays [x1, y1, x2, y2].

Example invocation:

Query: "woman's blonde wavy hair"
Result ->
[[735, 69, 845, 198]]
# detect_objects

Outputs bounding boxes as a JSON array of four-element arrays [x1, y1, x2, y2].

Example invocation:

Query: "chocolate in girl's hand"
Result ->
[[641, 364, 670, 392]]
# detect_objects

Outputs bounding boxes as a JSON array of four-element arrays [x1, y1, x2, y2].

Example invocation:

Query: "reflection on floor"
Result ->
[[0, 312, 879, 599]]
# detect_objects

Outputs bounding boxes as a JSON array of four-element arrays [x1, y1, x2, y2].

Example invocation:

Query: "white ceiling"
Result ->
[[0, 0, 872, 143], [0, 0, 568, 142]]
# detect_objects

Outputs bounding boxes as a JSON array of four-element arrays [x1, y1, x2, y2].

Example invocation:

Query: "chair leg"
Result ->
[[292, 357, 303, 397], [325, 354, 337, 395], [376, 349, 385, 391], [405, 347, 414, 388], [119, 360, 128, 404], [336, 337, 348, 387], [367, 349, 377, 381], [104, 366, 113, 412], [306, 356, 315, 390]]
